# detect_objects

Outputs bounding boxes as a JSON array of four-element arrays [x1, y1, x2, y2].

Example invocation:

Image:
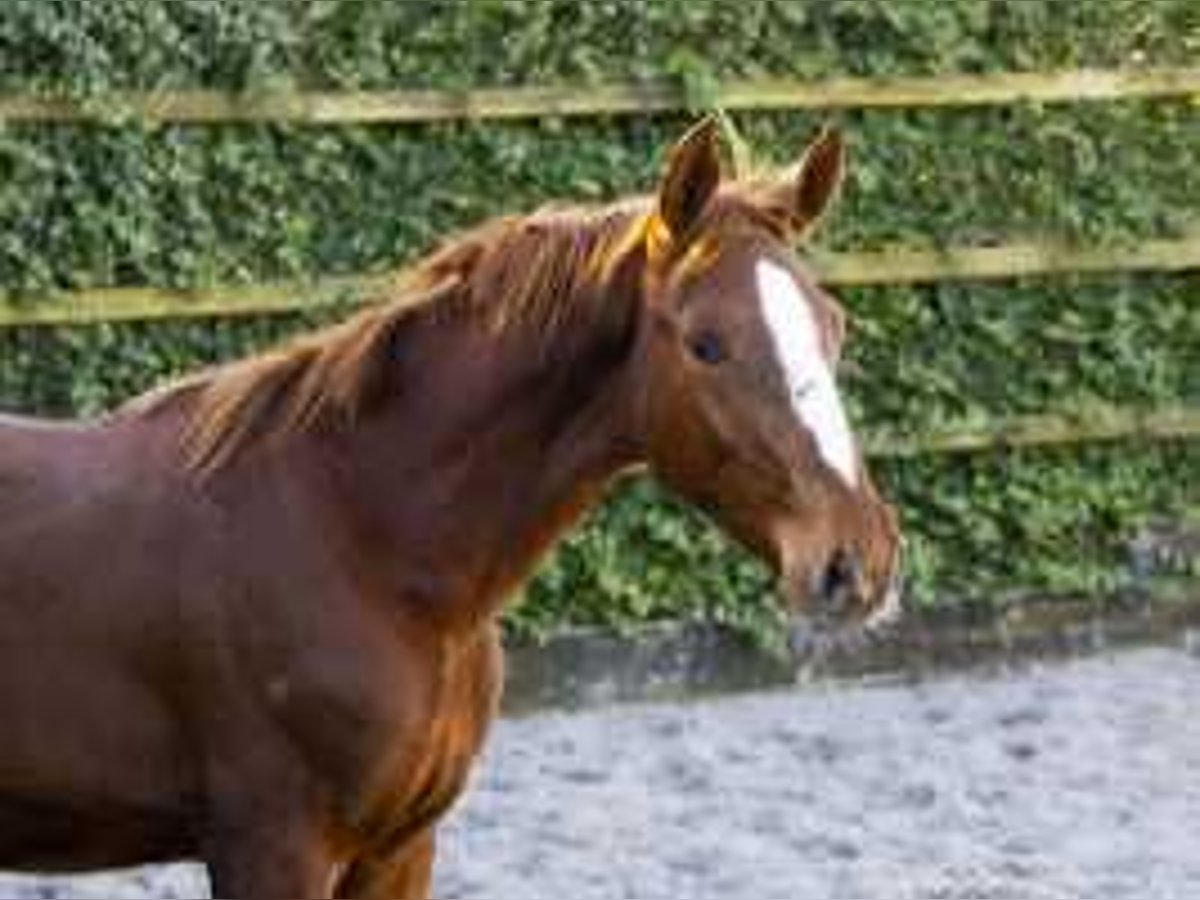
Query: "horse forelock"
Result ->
[[129, 200, 652, 476]]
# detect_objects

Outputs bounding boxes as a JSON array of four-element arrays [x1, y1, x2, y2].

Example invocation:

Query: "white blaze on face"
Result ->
[[755, 259, 859, 488]]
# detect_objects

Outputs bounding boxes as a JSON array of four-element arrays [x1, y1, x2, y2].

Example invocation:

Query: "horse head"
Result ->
[[630, 119, 903, 650]]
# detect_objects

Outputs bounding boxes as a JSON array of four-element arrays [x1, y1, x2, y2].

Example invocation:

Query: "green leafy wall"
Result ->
[[1, 0, 1195, 92], [0, 0, 1196, 638]]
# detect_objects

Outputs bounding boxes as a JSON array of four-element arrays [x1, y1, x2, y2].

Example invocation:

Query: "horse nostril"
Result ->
[[817, 548, 860, 607]]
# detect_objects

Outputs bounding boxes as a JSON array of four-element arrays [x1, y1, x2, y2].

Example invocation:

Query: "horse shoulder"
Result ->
[[341, 622, 504, 851], [195, 533, 503, 829], [0, 415, 119, 554]]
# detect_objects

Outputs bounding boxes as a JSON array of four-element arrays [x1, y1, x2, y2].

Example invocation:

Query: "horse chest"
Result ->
[[358, 635, 503, 850], [261, 623, 504, 842]]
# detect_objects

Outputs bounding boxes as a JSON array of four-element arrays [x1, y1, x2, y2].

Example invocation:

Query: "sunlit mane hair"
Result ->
[[126, 200, 654, 475]]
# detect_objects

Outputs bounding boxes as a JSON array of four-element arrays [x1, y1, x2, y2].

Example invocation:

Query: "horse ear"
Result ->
[[656, 116, 723, 243], [765, 124, 846, 235]]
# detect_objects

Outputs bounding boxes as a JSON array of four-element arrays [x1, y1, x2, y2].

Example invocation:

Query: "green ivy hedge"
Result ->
[[3, 102, 1197, 297], [1, 0, 1195, 93], [0, 0, 1196, 638]]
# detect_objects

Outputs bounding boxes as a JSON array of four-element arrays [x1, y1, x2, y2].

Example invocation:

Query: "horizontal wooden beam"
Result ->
[[0, 278, 368, 328], [1, 67, 1198, 125], [2, 233, 1196, 329], [813, 233, 1200, 285], [868, 406, 1200, 458]]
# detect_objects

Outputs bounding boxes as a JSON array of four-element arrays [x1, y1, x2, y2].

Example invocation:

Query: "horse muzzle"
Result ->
[[784, 544, 904, 661]]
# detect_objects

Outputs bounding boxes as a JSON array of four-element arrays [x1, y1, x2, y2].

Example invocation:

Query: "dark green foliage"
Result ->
[[884, 440, 1199, 605], [0, 313, 330, 416], [1, 0, 1195, 92], [845, 274, 1199, 429], [2, 101, 1197, 297], [0, 0, 1196, 638]]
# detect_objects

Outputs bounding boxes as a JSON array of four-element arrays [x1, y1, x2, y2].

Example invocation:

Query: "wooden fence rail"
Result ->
[[816, 235, 1200, 286], [868, 406, 1200, 459], [2, 233, 1196, 329], [1, 67, 1198, 125]]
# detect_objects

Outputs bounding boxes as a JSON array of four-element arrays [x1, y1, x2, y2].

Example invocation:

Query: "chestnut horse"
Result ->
[[0, 120, 900, 898]]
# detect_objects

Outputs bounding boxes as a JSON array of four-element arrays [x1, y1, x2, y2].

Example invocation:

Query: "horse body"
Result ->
[[0, 413, 202, 867], [0, 121, 901, 897], [0, 293, 629, 892], [0, 414, 486, 884]]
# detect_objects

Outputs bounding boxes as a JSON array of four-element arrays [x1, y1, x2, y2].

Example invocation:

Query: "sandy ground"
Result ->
[[3, 646, 1199, 899]]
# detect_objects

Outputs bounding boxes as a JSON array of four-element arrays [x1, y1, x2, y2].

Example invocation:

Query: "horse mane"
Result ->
[[127, 199, 653, 474]]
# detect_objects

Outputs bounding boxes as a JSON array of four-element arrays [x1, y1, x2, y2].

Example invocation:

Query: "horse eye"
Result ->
[[688, 331, 725, 365]]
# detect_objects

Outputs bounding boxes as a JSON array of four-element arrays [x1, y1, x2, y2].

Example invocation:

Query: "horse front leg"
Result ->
[[202, 810, 345, 899], [334, 829, 437, 900]]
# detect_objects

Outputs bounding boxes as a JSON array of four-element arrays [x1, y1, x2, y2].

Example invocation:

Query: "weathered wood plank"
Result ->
[[0, 277, 370, 327], [3, 234, 1195, 328], [1, 67, 1197, 125], [813, 234, 1200, 285], [868, 407, 1200, 458]]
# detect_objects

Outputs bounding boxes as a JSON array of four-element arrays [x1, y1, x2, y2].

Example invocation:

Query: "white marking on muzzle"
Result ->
[[756, 259, 858, 487], [865, 572, 903, 633]]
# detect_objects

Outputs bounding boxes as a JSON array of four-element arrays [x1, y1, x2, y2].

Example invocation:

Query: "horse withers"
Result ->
[[0, 120, 900, 897]]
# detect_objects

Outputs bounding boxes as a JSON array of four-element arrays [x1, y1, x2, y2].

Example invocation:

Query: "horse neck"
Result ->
[[310, 276, 645, 635]]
